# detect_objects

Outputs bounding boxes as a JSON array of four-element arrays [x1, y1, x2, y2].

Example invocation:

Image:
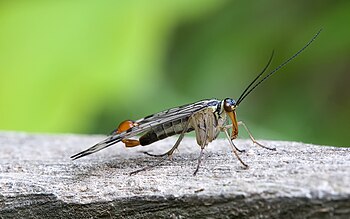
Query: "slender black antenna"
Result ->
[[236, 29, 322, 106], [236, 50, 274, 104]]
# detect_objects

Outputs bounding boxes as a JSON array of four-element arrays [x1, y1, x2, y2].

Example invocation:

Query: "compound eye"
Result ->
[[223, 98, 236, 112]]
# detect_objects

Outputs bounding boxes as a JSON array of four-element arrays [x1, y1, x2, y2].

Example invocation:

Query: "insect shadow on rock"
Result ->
[[71, 29, 322, 176]]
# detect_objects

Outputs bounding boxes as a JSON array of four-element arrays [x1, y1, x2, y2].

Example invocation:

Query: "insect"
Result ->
[[71, 30, 321, 175]]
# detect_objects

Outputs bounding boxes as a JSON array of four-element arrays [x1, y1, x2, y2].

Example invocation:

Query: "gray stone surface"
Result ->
[[0, 132, 349, 218]]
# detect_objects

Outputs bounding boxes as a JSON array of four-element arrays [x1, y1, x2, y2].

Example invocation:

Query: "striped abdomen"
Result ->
[[139, 117, 194, 146]]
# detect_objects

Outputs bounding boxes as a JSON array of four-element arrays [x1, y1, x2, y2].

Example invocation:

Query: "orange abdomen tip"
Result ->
[[116, 120, 136, 133]]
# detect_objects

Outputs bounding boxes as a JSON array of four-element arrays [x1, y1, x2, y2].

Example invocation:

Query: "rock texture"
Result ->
[[0, 132, 349, 218]]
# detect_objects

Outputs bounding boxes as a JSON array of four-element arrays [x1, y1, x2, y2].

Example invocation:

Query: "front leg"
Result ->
[[219, 125, 245, 153], [220, 130, 246, 153], [222, 127, 248, 168], [224, 121, 276, 151]]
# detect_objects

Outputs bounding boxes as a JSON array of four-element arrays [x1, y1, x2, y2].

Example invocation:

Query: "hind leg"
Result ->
[[142, 130, 185, 157], [129, 119, 191, 175], [143, 118, 191, 157]]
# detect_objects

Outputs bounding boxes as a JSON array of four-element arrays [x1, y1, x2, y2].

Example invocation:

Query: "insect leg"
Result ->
[[129, 119, 191, 175], [223, 127, 248, 168], [193, 116, 209, 176], [143, 118, 191, 157], [193, 145, 205, 176], [129, 132, 185, 175], [237, 121, 276, 151], [129, 156, 168, 176], [222, 124, 246, 153]]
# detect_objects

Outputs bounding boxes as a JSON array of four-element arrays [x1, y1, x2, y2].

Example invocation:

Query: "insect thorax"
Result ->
[[190, 104, 227, 147]]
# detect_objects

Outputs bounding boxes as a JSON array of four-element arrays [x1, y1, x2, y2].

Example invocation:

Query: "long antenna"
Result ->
[[236, 29, 322, 106], [236, 50, 274, 104]]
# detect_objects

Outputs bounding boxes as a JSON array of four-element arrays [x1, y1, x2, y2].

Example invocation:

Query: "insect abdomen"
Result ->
[[139, 117, 193, 146]]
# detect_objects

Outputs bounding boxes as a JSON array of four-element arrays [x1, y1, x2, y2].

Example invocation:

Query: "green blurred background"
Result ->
[[0, 1, 349, 146]]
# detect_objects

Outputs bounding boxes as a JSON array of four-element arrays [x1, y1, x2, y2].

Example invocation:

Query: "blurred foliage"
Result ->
[[0, 0, 349, 146]]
